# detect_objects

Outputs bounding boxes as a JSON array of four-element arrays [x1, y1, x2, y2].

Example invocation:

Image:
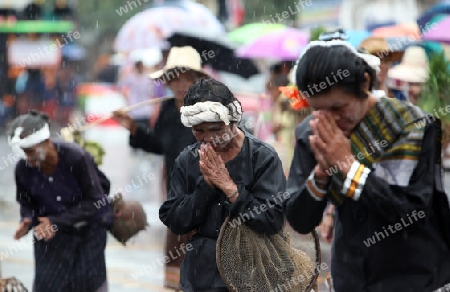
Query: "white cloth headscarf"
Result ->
[[7, 123, 51, 159], [180, 101, 243, 127]]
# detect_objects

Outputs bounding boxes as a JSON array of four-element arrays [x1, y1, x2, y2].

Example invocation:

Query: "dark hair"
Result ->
[[295, 45, 376, 99], [183, 78, 242, 117], [270, 61, 294, 75], [134, 61, 143, 69], [267, 74, 290, 89], [7, 110, 50, 139], [164, 67, 205, 85]]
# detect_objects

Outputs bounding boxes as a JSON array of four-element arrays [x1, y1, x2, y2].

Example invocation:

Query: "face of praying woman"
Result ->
[[192, 122, 236, 152], [22, 140, 52, 168], [307, 87, 372, 138]]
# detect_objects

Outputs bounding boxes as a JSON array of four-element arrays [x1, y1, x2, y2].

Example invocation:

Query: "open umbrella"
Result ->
[[423, 15, 450, 44], [236, 28, 309, 60], [227, 23, 286, 44], [114, 5, 225, 52], [345, 30, 372, 47], [167, 29, 260, 78], [417, 2, 450, 30], [372, 23, 421, 39]]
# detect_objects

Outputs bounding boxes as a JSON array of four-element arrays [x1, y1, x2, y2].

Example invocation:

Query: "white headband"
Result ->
[[180, 101, 242, 127], [7, 123, 50, 159], [297, 40, 381, 74]]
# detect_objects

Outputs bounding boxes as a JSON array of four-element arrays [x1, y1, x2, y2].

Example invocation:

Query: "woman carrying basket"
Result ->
[[159, 79, 289, 292]]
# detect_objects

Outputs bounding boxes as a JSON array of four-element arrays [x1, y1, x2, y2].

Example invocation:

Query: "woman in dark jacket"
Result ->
[[9, 111, 113, 292], [159, 79, 286, 292], [284, 40, 450, 292], [112, 46, 210, 290]]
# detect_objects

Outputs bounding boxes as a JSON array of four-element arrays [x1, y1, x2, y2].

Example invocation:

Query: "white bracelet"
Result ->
[[226, 189, 239, 199]]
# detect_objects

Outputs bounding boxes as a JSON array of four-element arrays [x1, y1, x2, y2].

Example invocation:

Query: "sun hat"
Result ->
[[149, 46, 209, 80], [387, 46, 429, 83], [358, 36, 403, 62]]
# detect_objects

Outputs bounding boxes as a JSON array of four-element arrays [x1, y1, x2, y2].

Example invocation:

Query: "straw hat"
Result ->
[[387, 46, 429, 83], [149, 46, 209, 80], [358, 37, 403, 62]]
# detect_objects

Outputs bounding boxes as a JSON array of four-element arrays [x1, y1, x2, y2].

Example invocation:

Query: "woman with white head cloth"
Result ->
[[159, 79, 286, 292], [8, 110, 113, 292]]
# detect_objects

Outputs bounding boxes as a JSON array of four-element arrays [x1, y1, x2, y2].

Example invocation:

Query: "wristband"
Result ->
[[227, 189, 239, 199]]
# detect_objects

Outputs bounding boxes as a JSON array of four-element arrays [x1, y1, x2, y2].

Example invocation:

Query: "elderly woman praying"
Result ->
[[159, 79, 286, 292]]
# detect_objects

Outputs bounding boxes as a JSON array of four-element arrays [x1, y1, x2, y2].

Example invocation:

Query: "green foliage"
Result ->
[[74, 135, 106, 166], [243, 0, 297, 25], [76, 0, 146, 35], [309, 25, 327, 42], [418, 52, 450, 124]]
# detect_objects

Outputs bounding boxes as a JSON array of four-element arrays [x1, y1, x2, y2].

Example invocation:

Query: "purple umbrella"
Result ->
[[423, 15, 450, 44], [236, 28, 309, 60]]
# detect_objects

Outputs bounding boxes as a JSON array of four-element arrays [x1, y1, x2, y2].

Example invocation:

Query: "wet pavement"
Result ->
[[0, 125, 448, 292]]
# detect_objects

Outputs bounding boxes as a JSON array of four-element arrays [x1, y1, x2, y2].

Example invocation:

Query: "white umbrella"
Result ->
[[129, 48, 163, 67], [114, 5, 225, 53]]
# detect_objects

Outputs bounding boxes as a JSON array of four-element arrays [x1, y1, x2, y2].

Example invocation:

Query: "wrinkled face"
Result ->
[[168, 71, 198, 102], [22, 140, 50, 168], [307, 88, 370, 137], [192, 122, 236, 151]]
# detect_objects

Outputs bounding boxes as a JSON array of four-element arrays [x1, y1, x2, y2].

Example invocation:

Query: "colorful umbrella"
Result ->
[[344, 30, 372, 47], [114, 5, 224, 52], [423, 16, 450, 44], [227, 23, 286, 44], [236, 28, 309, 60], [372, 23, 421, 39], [417, 2, 450, 30]]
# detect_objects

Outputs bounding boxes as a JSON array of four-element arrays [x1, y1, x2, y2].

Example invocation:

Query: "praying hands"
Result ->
[[199, 144, 238, 201], [309, 110, 355, 179]]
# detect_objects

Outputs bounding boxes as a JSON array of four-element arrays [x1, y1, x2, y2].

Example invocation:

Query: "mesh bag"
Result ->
[[0, 277, 28, 292], [216, 217, 320, 292], [109, 193, 149, 245]]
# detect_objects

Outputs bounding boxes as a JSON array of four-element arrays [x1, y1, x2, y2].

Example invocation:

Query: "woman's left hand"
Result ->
[[34, 217, 57, 242], [199, 144, 236, 193]]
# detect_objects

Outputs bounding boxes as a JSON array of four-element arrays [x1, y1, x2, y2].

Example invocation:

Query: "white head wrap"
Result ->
[[180, 101, 243, 127], [297, 40, 381, 74], [7, 123, 51, 159]]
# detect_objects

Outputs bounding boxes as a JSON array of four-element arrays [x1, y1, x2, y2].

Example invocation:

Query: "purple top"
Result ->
[[15, 141, 113, 228]]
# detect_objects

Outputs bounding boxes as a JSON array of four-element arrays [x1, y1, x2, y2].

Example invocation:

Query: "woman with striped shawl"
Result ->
[[285, 40, 450, 292]]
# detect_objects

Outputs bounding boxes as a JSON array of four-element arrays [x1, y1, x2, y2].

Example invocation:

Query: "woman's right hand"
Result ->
[[14, 218, 32, 240], [314, 164, 330, 189], [112, 111, 136, 135]]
